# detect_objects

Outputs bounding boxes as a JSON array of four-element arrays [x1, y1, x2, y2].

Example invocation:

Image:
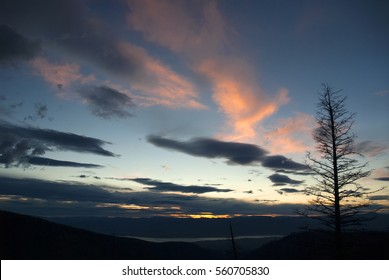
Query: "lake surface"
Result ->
[[122, 235, 284, 243]]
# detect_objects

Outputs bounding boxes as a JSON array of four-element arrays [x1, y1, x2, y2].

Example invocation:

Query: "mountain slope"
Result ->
[[0, 210, 221, 260], [246, 231, 389, 259]]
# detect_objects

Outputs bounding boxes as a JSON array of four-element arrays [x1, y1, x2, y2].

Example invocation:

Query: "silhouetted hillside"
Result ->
[[48, 215, 321, 237], [0, 210, 221, 260], [246, 231, 389, 259], [48, 214, 389, 238]]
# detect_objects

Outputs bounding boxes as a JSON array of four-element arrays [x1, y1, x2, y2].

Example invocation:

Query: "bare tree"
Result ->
[[302, 84, 376, 257]]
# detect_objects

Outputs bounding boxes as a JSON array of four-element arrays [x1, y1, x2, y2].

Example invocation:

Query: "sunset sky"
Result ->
[[0, 0, 388, 218]]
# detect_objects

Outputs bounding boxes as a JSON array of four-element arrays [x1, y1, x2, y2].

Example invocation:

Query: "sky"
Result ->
[[0, 0, 388, 218]]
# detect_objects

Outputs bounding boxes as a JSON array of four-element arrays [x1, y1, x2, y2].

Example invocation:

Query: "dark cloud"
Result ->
[[0, 120, 115, 168], [0, 176, 130, 204], [147, 136, 308, 172], [27, 157, 103, 168], [147, 136, 267, 165], [0, 0, 140, 77], [353, 141, 388, 157], [0, 176, 303, 217], [24, 103, 49, 121], [132, 178, 233, 194], [78, 86, 134, 119], [268, 173, 304, 186], [277, 188, 302, 195], [35, 103, 48, 119], [0, 24, 41, 63], [262, 156, 307, 171], [369, 195, 389, 201], [275, 169, 315, 176], [375, 177, 389, 181]]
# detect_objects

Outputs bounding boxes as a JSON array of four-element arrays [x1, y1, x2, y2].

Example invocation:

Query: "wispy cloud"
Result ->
[[374, 89, 389, 97], [27, 157, 103, 168], [117, 42, 205, 109], [127, 0, 289, 140], [2, 0, 205, 112], [132, 178, 233, 194], [353, 141, 388, 158], [31, 57, 95, 89], [196, 58, 289, 140], [265, 113, 315, 154]]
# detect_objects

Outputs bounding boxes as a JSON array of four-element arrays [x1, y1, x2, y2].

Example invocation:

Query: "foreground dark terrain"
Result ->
[[1, 210, 388, 259], [0, 210, 221, 259]]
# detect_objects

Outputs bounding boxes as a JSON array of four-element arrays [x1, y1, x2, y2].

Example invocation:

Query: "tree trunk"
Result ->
[[328, 92, 342, 258]]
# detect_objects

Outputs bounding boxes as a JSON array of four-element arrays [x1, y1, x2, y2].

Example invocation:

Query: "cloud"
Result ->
[[262, 155, 307, 171], [0, 24, 41, 63], [0, 0, 138, 77], [275, 169, 315, 176], [277, 188, 302, 195], [268, 173, 304, 186], [264, 113, 315, 154], [131, 178, 233, 194], [0, 120, 115, 167], [117, 42, 204, 109], [375, 177, 389, 182], [147, 135, 267, 165], [127, 0, 289, 140], [24, 102, 49, 121], [369, 195, 389, 201], [27, 157, 103, 168], [147, 135, 309, 172], [127, 0, 228, 55], [78, 85, 135, 119], [1, 0, 204, 111], [374, 89, 389, 97], [31, 57, 95, 89], [35, 103, 48, 119], [196, 58, 289, 140], [353, 141, 388, 157], [0, 176, 303, 217]]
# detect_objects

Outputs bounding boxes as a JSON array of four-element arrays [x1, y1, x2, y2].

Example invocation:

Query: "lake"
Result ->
[[122, 235, 284, 243]]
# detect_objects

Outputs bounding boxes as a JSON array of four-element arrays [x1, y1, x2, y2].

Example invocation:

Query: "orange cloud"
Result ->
[[265, 113, 315, 154], [31, 57, 95, 88], [127, 0, 289, 140], [128, 0, 228, 55], [118, 42, 205, 109], [197, 57, 289, 140]]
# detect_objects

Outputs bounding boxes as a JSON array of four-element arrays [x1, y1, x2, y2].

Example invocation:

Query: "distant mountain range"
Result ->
[[1, 210, 388, 259], [47, 213, 389, 238], [0, 210, 221, 259]]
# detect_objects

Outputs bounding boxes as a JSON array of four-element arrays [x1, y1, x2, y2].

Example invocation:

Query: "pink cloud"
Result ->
[[117, 42, 205, 109], [196, 57, 289, 140], [31, 57, 95, 88], [264, 113, 315, 154], [127, 0, 290, 140], [128, 0, 228, 55]]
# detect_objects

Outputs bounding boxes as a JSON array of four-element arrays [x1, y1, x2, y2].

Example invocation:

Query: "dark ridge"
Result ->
[[245, 231, 389, 260], [0, 210, 221, 260]]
